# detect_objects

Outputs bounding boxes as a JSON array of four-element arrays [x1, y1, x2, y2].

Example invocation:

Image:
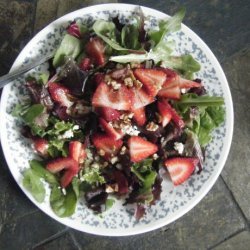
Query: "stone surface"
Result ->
[[213, 231, 250, 250], [0, 0, 35, 75], [56, 0, 84, 18], [221, 49, 250, 221], [34, 232, 79, 250], [71, 178, 246, 249], [34, 0, 58, 32], [0, 211, 66, 250]]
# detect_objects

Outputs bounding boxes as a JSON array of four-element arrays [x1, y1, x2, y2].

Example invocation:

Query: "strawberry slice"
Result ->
[[162, 68, 179, 88], [92, 82, 131, 110], [33, 138, 49, 157], [159, 100, 185, 128], [96, 107, 120, 122], [92, 134, 123, 160], [130, 87, 154, 110], [46, 157, 78, 173], [164, 157, 199, 186], [157, 101, 172, 127], [79, 57, 91, 71], [132, 107, 146, 126], [60, 163, 79, 188], [179, 78, 202, 89], [99, 118, 124, 140], [134, 69, 166, 97], [157, 85, 181, 100], [85, 37, 105, 66], [48, 82, 72, 107], [69, 141, 86, 163], [128, 136, 158, 163]]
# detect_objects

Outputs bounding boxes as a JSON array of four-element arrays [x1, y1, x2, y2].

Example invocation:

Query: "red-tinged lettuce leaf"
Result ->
[[84, 186, 108, 213], [150, 175, 162, 205], [135, 204, 146, 220], [113, 170, 129, 195]]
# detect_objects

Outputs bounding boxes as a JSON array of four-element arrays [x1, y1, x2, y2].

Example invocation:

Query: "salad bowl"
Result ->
[[0, 3, 233, 236]]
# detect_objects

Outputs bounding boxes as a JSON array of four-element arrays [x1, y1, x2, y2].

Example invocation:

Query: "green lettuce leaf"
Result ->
[[50, 185, 77, 217], [53, 34, 83, 67], [23, 169, 46, 203], [131, 159, 157, 203], [175, 94, 225, 146], [22, 104, 45, 125], [81, 165, 106, 186], [149, 7, 186, 46], [29, 160, 58, 185]]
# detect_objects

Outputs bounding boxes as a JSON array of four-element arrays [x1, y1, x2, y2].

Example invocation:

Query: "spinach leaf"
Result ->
[[50, 185, 77, 217], [23, 169, 46, 203], [29, 160, 58, 185]]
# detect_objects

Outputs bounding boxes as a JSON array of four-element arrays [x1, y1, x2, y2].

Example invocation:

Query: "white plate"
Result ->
[[0, 3, 233, 236]]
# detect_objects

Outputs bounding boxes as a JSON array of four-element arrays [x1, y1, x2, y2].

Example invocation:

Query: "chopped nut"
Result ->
[[105, 184, 119, 193], [128, 112, 134, 119], [103, 161, 109, 167], [124, 77, 134, 87], [134, 79, 143, 89], [104, 75, 112, 83], [116, 63, 124, 69], [120, 146, 127, 155], [146, 121, 159, 131], [98, 149, 105, 156], [94, 155, 100, 161], [110, 156, 118, 164], [153, 153, 159, 160], [130, 62, 141, 68]]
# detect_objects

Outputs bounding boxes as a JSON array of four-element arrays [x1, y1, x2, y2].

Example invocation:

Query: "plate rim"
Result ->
[[0, 3, 234, 236]]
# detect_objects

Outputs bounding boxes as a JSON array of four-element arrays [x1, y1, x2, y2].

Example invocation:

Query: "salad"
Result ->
[[12, 8, 225, 219]]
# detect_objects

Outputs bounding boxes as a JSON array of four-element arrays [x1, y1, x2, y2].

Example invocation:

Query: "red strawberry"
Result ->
[[157, 85, 181, 100], [96, 107, 120, 122], [128, 136, 158, 163], [92, 82, 131, 110], [48, 82, 72, 107], [130, 87, 154, 110], [79, 57, 91, 71], [157, 101, 172, 127], [60, 163, 79, 188], [162, 68, 179, 88], [160, 100, 185, 128], [46, 157, 78, 173], [179, 78, 202, 89], [134, 69, 166, 97], [33, 138, 49, 157], [69, 141, 86, 163], [164, 157, 199, 186], [99, 118, 124, 140], [132, 107, 146, 126], [85, 37, 105, 66], [92, 134, 123, 160]]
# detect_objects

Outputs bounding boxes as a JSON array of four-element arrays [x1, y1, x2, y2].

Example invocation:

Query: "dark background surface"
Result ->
[[0, 0, 249, 249]]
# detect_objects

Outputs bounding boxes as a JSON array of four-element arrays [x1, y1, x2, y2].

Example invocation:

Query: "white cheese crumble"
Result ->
[[58, 129, 74, 139], [62, 188, 67, 195], [73, 125, 80, 130], [181, 88, 188, 94], [122, 125, 140, 136], [174, 142, 184, 155]]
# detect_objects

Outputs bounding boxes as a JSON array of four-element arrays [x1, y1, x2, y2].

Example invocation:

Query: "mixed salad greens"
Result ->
[[12, 8, 225, 219]]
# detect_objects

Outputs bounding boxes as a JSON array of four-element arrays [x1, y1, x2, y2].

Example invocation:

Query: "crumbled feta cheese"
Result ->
[[181, 88, 188, 94], [153, 153, 159, 160], [174, 142, 184, 154], [62, 188, 67, 195], [58, 129, 74, 139], [110, 156, 118, 164], [73, 125, 80, 130], [122, 125, 140, 136]]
